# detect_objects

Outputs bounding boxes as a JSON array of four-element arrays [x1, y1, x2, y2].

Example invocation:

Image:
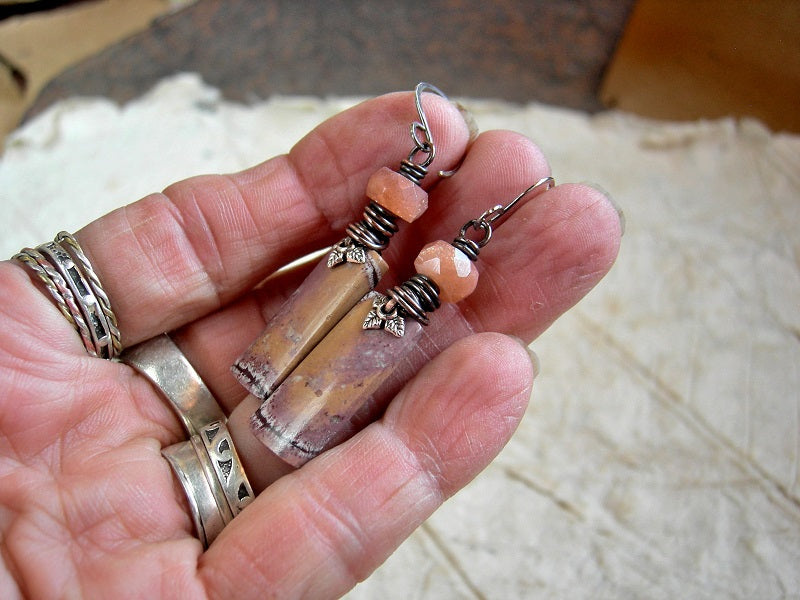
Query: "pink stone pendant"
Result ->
[[232, 250, 388, 399], [250, 292, 425, 467]]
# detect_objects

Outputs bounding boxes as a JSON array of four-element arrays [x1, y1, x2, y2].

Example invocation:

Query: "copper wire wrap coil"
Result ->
[[345, 202, 400, 252], [386, 274, 440, 326], [451, 236, 482, 262]]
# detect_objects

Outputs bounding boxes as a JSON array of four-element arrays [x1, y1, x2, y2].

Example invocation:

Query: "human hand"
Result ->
[[0, 91, 621, 598]]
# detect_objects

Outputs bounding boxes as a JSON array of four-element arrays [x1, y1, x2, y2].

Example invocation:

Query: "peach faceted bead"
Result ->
[[366, 167, 428, 223], [414, 240, 479, 303]]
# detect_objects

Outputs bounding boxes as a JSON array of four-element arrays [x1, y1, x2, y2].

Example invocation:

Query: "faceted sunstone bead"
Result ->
[[414, 240, 479, 303], [366, 167, 428, 223]]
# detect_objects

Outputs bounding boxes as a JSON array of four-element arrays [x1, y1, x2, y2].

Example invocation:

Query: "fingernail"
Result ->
[[583, 182, 625, 236], [509, 335, 540, 379]]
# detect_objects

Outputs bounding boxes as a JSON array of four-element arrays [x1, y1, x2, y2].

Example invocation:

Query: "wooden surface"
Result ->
[[24, 0, 635, 119], [0, 0, 181, 141], [600, 0, 800, 133]]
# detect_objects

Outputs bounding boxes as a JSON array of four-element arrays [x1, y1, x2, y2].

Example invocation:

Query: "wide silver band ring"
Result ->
[[120, 334, 226, 436], [163, 441, 228, 548], [121, 333, 254, 548]]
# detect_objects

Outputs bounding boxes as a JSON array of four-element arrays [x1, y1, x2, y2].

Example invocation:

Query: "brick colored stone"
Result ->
[[366, 166, 428, 222]]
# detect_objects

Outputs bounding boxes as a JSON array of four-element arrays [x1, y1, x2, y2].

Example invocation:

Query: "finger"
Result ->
[[199, 333, 533, 599], [69, 92, 471, 346], [459, 180, 622, 340]]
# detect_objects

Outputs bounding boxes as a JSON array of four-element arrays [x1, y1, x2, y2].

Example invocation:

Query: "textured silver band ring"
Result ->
[[197, 420, 254, 517], [17, 247, 97, 356], [37, 241, 114, 359], [55, 231, 122, 357]]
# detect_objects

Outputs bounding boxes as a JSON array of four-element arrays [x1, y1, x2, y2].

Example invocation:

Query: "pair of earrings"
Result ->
[[232, 83, 553, 467], [232, 83, 451, 401]]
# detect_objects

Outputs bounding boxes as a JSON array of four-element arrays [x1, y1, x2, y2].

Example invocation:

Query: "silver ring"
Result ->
[[197, 420, 254, 517], [162, 441, 227, 548], [37, 241, 114, 359], [162, 421, 255, 548], [56, 231, 122, 357], [120, 334, 226, 436], [122, 334, 254, 548], [13, 231, 121, 359]]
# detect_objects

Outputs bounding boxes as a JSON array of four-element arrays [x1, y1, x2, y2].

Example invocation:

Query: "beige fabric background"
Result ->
[[1, 74, 798, 598]]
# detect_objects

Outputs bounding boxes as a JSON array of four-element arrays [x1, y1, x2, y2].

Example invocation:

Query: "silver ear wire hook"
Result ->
[[478, 177, 555, 226], [408, 82, 449, 169], [452, 176, 555, 259], [408, 82, 476, 179]]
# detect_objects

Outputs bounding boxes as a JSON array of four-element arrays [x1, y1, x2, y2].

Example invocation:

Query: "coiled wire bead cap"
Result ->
[[345, 202, 399, 252], [385, 274, 440, 326]]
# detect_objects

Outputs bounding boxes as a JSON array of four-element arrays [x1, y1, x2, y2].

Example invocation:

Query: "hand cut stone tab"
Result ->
[[232, 249, 389, 399], [366, 166, 428, 222], [250, 292, 425, 467]]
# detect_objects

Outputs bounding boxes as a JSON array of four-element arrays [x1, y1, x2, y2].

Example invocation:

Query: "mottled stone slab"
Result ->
[[232, 249, 388, 399], [251, 292, 426, 467]]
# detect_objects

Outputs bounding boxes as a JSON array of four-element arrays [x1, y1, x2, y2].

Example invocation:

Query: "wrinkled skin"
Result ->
[[0, 92, 621, 599]]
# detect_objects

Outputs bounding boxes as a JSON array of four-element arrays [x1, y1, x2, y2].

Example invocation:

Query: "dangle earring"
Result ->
[[232, 83, 465, 400], [249, 177, 555, 467]]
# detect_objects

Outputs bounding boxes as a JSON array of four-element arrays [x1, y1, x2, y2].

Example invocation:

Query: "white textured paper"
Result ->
[[1, 73, 798, 598]]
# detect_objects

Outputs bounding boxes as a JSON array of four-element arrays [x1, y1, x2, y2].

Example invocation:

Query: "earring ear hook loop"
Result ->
[[479, 176, 555, 227], [408, 82, 450, 169], [453, 176, 555, 258]]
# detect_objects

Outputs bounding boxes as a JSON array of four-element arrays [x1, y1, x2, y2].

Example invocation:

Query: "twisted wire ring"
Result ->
[[56, 231, 122, 357], [12, 251, 76, 326], [17, 247, 97, 356]]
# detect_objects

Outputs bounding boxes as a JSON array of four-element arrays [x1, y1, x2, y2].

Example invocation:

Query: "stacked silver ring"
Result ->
[[121, 334, 254, 548], [13, 231, 122, 359]]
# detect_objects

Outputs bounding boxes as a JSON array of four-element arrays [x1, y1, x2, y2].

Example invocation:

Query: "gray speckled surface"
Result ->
[[2, 74, 798, 598]]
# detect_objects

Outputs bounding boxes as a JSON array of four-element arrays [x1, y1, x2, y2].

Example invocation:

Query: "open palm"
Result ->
[[0, 92, 621, 598]]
